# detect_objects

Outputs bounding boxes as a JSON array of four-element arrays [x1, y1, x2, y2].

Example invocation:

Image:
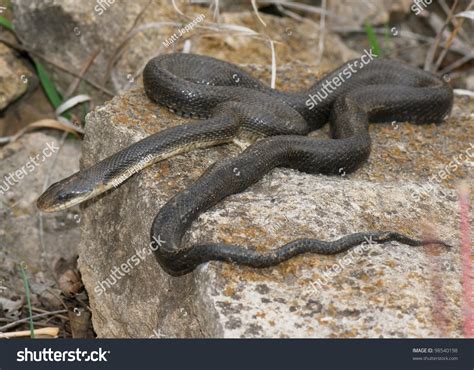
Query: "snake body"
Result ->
[[37, 53, 453, 276]]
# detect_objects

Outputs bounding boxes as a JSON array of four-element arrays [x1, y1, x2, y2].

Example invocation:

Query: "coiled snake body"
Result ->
[[37, 53, 453, 276]]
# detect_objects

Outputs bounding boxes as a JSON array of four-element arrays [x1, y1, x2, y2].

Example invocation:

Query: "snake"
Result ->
[[37, 53, 453, 276]]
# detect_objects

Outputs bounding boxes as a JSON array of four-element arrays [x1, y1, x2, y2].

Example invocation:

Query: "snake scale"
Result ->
[[37, 53, 453, 276]]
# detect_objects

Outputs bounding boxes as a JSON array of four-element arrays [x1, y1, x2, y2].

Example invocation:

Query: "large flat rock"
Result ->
[[77, 63, 472, 338]]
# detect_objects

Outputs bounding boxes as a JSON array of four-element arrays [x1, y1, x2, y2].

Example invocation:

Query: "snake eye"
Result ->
[[37, 173, 93, 212]]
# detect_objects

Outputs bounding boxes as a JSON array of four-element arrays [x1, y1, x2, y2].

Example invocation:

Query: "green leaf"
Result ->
[[0, 15, 13, 31], [0, 14, 74, 122], [0, 16, 64, 115], [33, 60, 73, 119], [364, 22, 382, 57], [33, 59, 63, 109]]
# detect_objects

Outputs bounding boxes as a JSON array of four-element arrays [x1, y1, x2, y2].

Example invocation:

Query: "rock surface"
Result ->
[[0, 43, 31, 110], [0, 132, 81, 304], [329, 0, 412, 28], [77, 62, 472, 338]]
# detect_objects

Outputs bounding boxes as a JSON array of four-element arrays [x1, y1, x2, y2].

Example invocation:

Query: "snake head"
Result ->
[[37, 171, 102, 212]]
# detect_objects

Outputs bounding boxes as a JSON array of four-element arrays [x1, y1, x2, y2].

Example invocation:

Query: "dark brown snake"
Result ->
[[37, 53, 453, 276]]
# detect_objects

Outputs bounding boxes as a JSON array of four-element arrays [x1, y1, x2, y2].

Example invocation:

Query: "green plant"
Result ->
[[364, 22, 382, 57], [0, 15, 69, 118]]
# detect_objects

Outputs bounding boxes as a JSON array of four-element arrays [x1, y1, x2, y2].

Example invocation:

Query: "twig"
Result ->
[[439, 52, 474, 74], [64, 49, 101, 99], [316, 0, 326, 66], [269, 39, 276, 88], [171, 0, 186, 17], [251, 0, 267, 27], [439, 0, 473, 45], [212, 0, 220, 22], [424, 0, 459, 72], [454, 89, 474, 97], [32, 307, 69, 321], [0, 327, 60, 338], [427, 12, 470, 54], [433, 16, 466, 72], [275, 3, 304, 21], [0, 309, 67, 333], [445, 67, 474, 81], [0, 118, 83, 145], [45, 288, 69, 312]]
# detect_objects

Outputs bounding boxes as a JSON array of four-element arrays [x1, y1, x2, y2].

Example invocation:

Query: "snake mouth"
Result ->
[[36, 176, 96, 213]]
